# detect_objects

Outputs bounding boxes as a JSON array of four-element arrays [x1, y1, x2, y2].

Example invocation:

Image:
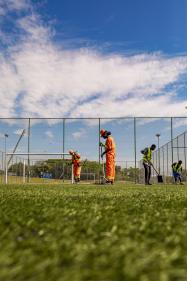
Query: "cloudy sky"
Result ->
[[0, 0, 187, 161], [0, 0, 187, 118]]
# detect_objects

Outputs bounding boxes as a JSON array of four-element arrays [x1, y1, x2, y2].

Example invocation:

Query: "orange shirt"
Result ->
[[72, 156, 81, 167], [105, 136, 116, 156]]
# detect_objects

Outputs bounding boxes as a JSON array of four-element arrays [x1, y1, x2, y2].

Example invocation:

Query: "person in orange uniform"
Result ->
[[69, 150, 81, 183], [100, 129, 116, 184]]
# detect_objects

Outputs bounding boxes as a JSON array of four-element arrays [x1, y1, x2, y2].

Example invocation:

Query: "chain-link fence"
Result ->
[[0, 117, 187, 184]]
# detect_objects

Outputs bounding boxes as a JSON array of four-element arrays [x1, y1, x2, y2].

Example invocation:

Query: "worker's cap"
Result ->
[[178, 160, 182, 164], [69, 150, 74, 155], [100, 129, 106, 137], [151, 144, 156, 150]]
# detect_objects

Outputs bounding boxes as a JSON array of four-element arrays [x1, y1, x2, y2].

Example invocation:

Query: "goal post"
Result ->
[[5, 152, 74, 184]]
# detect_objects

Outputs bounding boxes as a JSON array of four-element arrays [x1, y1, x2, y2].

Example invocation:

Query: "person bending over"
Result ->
[[172, 160, 183, 185], [69, 150, 81, 183], [141, 144, 156, 185]]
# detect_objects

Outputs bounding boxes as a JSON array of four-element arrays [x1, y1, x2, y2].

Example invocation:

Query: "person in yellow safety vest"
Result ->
[[141, 144, 156, 185], [172, 160, 183, 184]]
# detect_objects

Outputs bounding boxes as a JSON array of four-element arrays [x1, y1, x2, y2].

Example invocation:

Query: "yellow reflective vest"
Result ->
[[173, 163, 182, 173], [143, 148, 152, 162]]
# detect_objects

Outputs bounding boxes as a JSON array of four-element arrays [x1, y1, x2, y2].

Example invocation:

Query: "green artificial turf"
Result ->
[[0, 183, 187, 281]]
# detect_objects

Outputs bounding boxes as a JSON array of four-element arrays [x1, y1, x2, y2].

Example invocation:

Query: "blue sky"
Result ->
[[0, 0, 187, 162], [42, 0, 187, 54]]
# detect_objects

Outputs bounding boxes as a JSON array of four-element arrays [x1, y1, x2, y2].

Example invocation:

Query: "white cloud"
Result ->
[[45, 130, 54, 139], [6, 0, 30, 11], [72, 129, 86, 140], [0, 0, 30, 12], [0, 1, 187, 121]]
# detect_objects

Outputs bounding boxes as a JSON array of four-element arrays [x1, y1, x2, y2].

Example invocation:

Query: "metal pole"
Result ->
[[156, 134, 160, 174], [4, 134, 8, 184], [4, 136, 6, 183], [184, 133, 187, 174], [27, 118, 31, 183], [166, 143, 169, 179], [63, 119, 65, 156], [162, 147, 164, 177], [99, 118, 101, 183], [158, 137, 160, 174], [134, 117, 137, 184], [1, 152, 3, 183], [177, 136, 179, 161], [171, 117, 174, 164], [5, 153, 8, 184], [62, 118, 65, 182], [23, 159, 26, 183], [155, 150, 158, 172], [152, 154, 155, 178], [71, 163, 74, 184]]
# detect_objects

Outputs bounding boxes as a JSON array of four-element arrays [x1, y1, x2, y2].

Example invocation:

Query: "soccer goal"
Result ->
[[4, 152, 74, 184]]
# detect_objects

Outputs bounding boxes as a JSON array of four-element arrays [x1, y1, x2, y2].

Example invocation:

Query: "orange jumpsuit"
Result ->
[[105, 136, 116, 181], [72, 155, 81, 181]]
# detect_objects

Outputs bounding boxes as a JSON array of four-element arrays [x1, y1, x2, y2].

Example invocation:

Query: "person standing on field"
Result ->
[[69, 150, 81, 183], [141, 144, 156, 185], [100, 129, 116, 184], [172, 160, 183, 184]]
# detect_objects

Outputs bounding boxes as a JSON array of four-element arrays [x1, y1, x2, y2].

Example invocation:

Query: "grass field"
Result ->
[[0, 183, 187, 281]]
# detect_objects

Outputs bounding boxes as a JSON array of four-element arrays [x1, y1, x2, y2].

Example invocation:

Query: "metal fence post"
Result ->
[[23, 159, 26, 183], [162, 147, 164, 177], [99, 118, 101, 183], [184, 132, 187, 173], [171, 117, 174, 164], [27, 118, 31, 183], [134, 117, 137, 184], [1, 152, 3, 183], [71, 163, 74, 184], [62, 118, 65, 181], [63, 118, 65, 155], [166, 143, 169, 178], [5, 153, 8, 184], [177, 136, 179, 161]]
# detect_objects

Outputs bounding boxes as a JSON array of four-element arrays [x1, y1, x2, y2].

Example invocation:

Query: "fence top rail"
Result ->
[[1, 116, 187, 120], [6, 153, 71, 156]]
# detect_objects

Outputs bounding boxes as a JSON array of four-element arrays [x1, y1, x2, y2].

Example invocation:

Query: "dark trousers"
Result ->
[[173, 172, 182, 183], [143, 163, 151, 184]]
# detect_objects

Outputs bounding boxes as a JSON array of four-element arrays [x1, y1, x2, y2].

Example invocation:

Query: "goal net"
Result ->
[[5, 153, 74, 184]]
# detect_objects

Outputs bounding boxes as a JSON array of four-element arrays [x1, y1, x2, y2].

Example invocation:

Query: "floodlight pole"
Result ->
[[156, 133, 161, 174]]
